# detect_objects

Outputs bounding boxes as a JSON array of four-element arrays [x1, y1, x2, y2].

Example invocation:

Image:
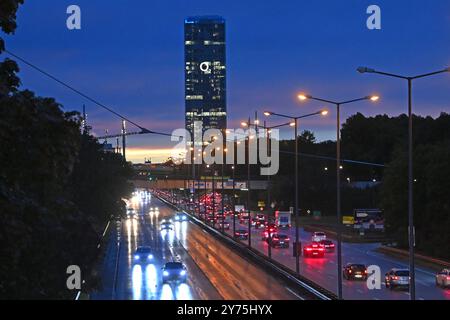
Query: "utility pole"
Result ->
[[82, 104, 88, 135], [121, 120, 126, 161]]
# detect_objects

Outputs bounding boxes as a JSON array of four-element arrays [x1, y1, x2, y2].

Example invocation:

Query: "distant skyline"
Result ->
[[2, 0, 449, 163]]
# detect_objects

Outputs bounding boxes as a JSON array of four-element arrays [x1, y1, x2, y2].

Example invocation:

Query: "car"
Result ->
[[174, 212, 187, 221], [303, 242, 325, 258], [435, 269, 450, 288], [251, 219, 264, 229], [261, 229, 277, 241], [311, 231, 327, 242], [162, 262, 187, 283], [343, 263, 367, 280], [218, 221, 230, 230], [239, 212, 250, 222], [385, 269, 410, 290], [234, 229, 249, 240], [255, 214, 266, 223], [206, 214, 217, 224], [319, 239, 335, 251], [269, 234, 290, 248], [133, 246, 154, 263], [160, 221, 173, 230], [264, 223, 278, 233]]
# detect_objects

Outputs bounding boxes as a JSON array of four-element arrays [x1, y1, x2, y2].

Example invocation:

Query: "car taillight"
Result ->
[[393, 276, 398, 280], [447, 276, 450, 280], [306, 248, 312, 251], [319, 248, 324, 251], [348, 270, 352, 273], [330, 243, 335, 247], [285, 238, 290, 241], [364, 270, 368, 274]]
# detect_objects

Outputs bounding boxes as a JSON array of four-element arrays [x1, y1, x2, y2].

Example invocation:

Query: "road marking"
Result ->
[[285, 287, 305, 300], [419, 297, 425, 300]]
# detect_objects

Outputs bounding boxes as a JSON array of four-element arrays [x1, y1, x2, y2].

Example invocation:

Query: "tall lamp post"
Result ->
[[263, 109, 329, 275], [297, 93, 379, 299], [221, 147, 228, 233], [231, 165, 236, 236], [357, 66, 449, 300], [242, 119, 297, 258], [240, 118, 258, 247]]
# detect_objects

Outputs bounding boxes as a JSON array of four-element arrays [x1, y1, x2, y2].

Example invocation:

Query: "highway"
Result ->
[[91, 190, 303, 300], [157, 190, 449, 300], [221, 215, 450, 300]]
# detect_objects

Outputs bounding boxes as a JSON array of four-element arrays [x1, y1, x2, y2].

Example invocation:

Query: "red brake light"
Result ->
[[306, 248, 312, 251], [393, 276, 398, 280], [349, 270, 352, 273], [285, 238, 290, 241], [318, 248, 324, 251]]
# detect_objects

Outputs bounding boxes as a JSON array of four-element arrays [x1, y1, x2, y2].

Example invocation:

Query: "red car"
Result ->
[[218, 221, 230, 230], [303, 242, 325, 258], [264, 223, 278, 234], [319, 239, 335, 252], [261, 229, 277, 241]]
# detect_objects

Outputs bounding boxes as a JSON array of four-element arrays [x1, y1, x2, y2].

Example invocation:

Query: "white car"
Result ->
[[435, 269, 450, 288], [311, 231, 327, 242]]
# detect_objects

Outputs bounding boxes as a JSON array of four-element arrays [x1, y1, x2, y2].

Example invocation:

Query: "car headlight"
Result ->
[[180, 270, 186, 276], [147, 254, 153, 259], [163, 271, 169, 277], [134, 255, 140, 260]]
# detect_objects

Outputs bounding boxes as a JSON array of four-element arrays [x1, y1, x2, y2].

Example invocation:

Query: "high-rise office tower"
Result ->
[[184, 16, 227, 136]]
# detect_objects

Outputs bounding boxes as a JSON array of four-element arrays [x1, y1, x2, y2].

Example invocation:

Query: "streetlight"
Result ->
[[231, 165, 236, 237], [357, 65, 449, 300], [264, 109, 328, 275], [221, 143, 227, 233], [297, 92, 379, 299], [241, 117, 256, 247]]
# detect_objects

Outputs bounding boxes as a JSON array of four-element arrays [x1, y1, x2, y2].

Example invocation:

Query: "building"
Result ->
[[184, 16, 227, 135]]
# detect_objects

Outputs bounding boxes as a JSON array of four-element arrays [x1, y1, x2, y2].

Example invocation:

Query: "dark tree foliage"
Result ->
[[381, 141, 450, 260], [0, 0, 25, 51], [0, 1, 134, 298], [268, 113, 450, 259], [0, 72, 134, 299]]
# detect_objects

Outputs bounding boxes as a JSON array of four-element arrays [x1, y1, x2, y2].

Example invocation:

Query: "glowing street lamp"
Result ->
[[357, 65, 449, 300], [296, 91, 379, 299], [264, 109, 328, 274]]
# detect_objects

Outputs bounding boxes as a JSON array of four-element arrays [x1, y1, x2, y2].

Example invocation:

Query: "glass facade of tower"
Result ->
[[184, 16, 227, 135]]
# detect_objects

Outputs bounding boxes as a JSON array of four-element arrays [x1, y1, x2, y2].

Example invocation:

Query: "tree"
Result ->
[[0, 0, 24, 51], [381, 141, 450, 260]]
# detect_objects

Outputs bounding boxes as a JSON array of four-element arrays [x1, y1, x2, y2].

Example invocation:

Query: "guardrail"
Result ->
[[156, 194, 336, 300], [75, 219, 114, 300], [377, 246, 450, 269]]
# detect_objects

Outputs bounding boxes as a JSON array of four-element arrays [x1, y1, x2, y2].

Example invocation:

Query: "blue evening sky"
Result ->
[[2, 0, 449, 162]]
